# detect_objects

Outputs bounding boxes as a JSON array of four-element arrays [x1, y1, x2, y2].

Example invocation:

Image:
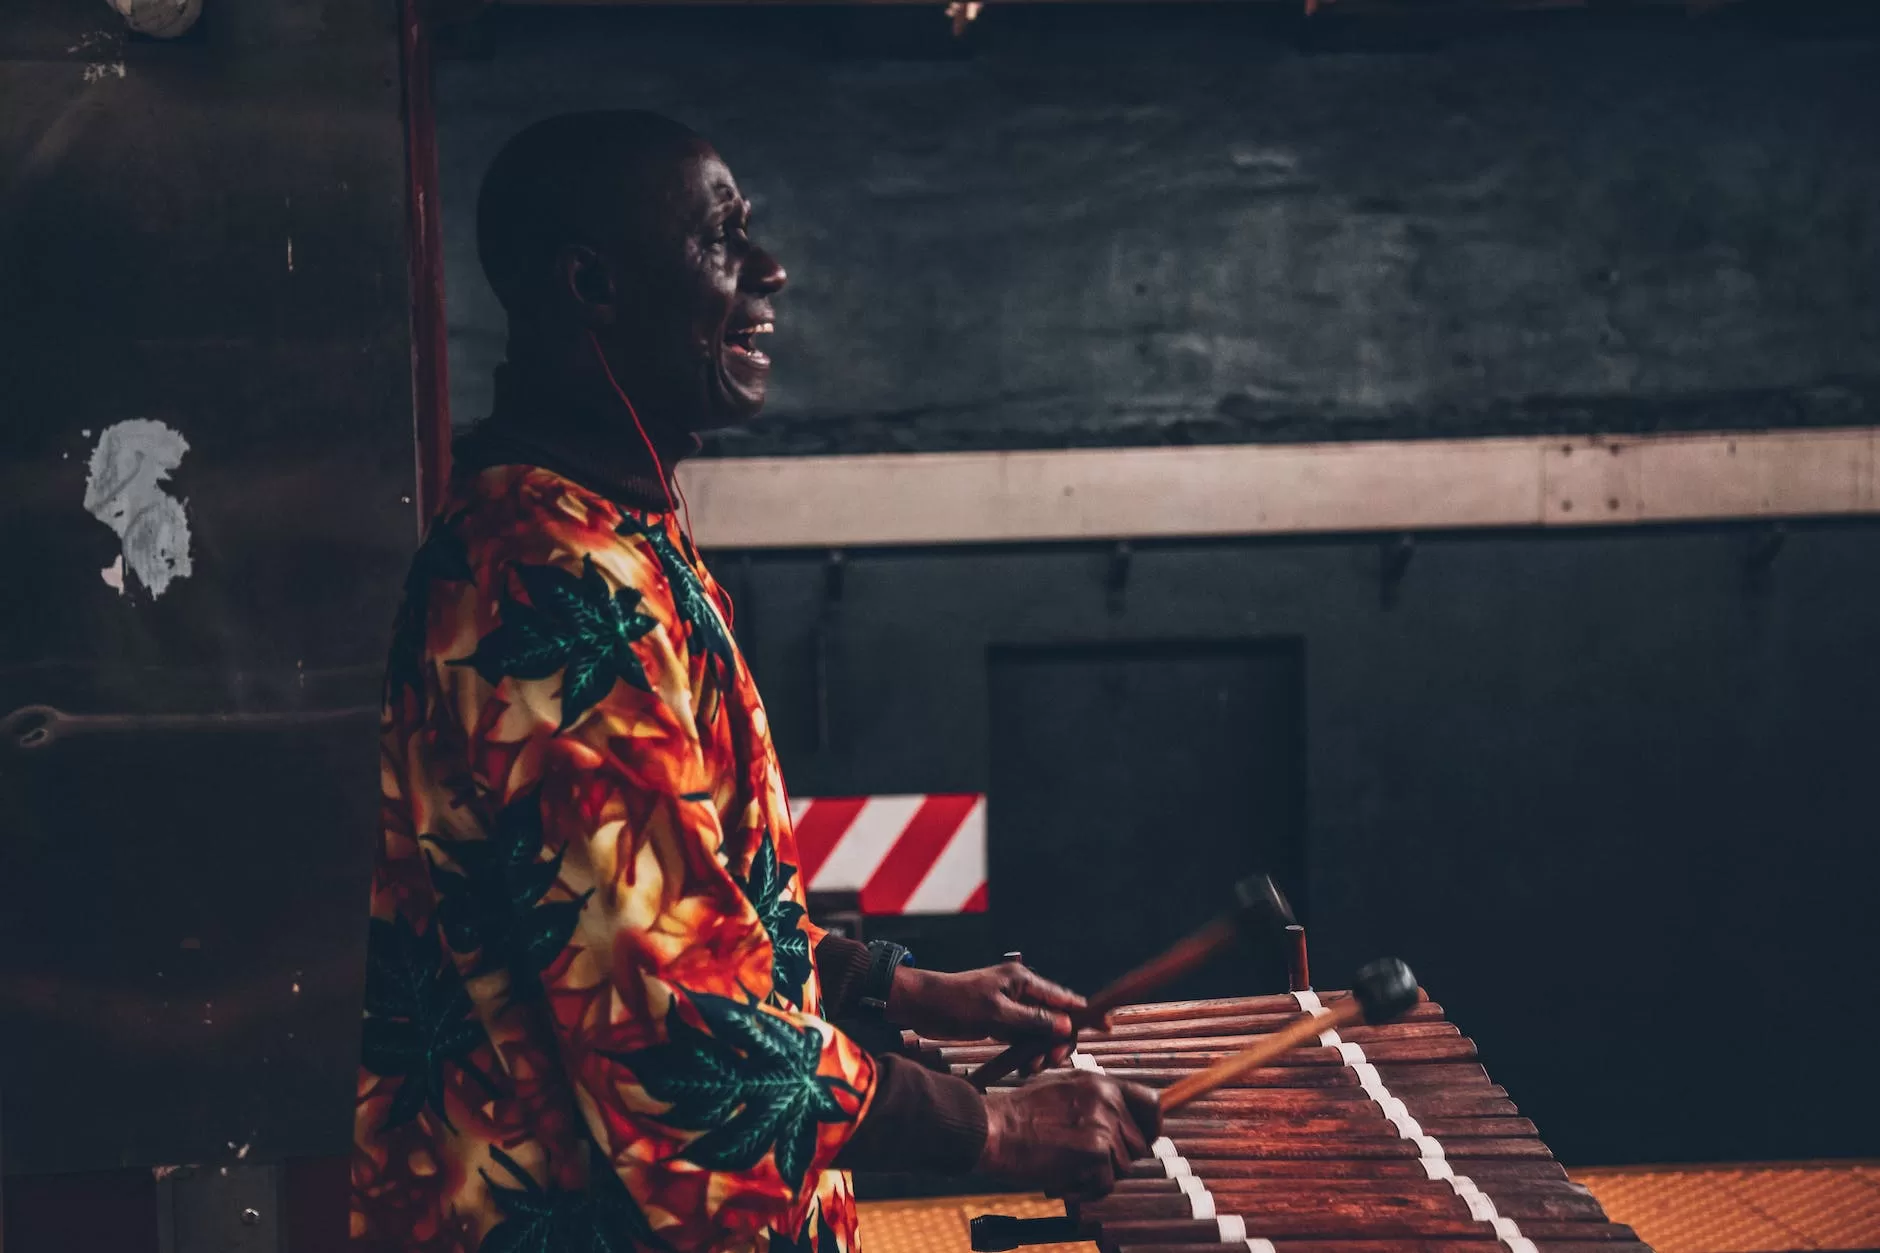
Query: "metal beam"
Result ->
[[677, 427, 1880, 549]]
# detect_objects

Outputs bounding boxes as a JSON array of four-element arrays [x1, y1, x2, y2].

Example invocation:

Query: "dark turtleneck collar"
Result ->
[[452, 362, 689, 514]]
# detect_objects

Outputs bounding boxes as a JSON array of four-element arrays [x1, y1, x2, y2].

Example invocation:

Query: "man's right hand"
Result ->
[[976, 1071, 1162, 1199]]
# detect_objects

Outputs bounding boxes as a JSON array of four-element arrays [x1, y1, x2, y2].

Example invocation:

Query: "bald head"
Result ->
[[476, 110, 702, 317], [476, 110, 787, 439]]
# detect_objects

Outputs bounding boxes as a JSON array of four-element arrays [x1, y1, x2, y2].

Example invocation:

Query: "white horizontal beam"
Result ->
[[677, 427, 1880, 549]]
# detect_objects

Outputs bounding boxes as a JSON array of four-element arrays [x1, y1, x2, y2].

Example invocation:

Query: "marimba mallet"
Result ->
[[1159, 957, 1419, 1111], [969, 875, 1297, 1089]]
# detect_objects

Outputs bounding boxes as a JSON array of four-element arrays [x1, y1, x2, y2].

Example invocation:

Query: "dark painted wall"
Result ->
[[1, 0, 1870, 1200], [0, 0, 411, 1178], [437, 5, 1880, 451], [730, 523, 1880, 1168], [431, 5, 1880, 1166]]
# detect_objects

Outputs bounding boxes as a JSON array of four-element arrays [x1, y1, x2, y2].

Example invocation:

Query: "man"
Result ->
[[353, 111, 1160, 1253]]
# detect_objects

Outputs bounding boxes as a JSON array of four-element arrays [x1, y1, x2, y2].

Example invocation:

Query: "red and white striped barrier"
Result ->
[[790, 794, 987, 916]]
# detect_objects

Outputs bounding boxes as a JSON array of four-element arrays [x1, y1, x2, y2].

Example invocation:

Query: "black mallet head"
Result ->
[[971, 1215, 1080, 1252], [1231, 873, 1296, 939], [1352, 957, 1421, 1025], [971, 1216, 1021, 1253]]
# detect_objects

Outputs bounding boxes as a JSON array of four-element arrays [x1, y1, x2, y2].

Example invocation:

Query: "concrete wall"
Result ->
[[438, 6, 1880, 452]]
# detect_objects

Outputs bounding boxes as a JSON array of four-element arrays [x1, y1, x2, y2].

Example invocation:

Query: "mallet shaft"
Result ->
[[1159, 998, 1364, 1112], [968, 917, 1241, 1088]]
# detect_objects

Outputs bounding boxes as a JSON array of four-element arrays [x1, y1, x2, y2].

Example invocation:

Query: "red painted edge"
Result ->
[[401, 0, 452, 533]]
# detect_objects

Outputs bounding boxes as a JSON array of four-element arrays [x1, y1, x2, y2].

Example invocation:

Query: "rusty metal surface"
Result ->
[[0, 0, 413, 1174]]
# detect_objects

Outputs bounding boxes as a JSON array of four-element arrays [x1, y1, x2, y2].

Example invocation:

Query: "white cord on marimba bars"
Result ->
[[1292, 991, 1540, 1253], [1072, 1051, 1255, 1244]]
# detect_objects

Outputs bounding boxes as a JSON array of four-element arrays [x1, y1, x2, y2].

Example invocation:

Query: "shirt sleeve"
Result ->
[[427, 496, 879, 1249], [834, 1054, 987, 1174], [813, 934, 875, 1019], [812, 933, 989, 1172]]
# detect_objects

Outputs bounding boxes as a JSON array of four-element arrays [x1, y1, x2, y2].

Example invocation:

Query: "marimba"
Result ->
[[912, 983, 1648, 1253]]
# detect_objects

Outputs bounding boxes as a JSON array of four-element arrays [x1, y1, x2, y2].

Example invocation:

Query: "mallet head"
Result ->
[[971, 1216, 1020, 1252], [1352, 957, 1420, 1024], [1231, 873, 1296, 939]]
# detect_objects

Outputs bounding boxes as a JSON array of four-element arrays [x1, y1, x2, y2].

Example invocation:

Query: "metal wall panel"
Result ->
[[725, 522, 1880, 1165], [0, 0, 412, 1176]]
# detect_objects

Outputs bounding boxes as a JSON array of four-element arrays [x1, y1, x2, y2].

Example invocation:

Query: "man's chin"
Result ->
[[703, 408, 765, 436], [705, 372, 768, 430]]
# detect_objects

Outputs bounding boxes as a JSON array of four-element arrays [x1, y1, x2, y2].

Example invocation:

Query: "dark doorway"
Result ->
[[986, 640, 1306, 1002]]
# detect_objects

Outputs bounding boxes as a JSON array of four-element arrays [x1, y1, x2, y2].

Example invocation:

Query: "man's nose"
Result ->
[[742, 244, 786, 295]]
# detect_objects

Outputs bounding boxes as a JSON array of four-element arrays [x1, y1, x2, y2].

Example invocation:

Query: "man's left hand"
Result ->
[[886, 962, 1088, 1075]]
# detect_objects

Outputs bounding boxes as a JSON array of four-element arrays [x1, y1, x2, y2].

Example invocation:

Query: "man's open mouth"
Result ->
[[724, 321, 773, 367]]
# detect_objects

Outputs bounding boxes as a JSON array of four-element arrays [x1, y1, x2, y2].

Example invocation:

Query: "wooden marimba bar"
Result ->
[[914, 987, 1650, 1253]]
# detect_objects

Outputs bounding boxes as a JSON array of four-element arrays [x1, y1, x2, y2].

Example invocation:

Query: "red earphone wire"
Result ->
[[586, 343, 778, 817], [670, 469, 696, 554], [588, 332, 696, 548]]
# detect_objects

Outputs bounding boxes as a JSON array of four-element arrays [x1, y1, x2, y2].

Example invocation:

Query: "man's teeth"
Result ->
[[727, 323, 774, 359]]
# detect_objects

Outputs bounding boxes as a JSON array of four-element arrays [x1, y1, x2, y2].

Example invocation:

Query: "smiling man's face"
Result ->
[[603, 141, 787, 435]]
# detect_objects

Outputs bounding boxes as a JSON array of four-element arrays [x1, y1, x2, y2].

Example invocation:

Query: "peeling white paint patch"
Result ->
[[101, 553, 126, 595], [84, 419, 194, 598], [67, 30, 120, 54], [83, 61, 126, 82]]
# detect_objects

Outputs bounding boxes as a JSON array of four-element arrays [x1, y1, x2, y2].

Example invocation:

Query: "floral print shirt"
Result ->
[[352, 463, 873, 1253]]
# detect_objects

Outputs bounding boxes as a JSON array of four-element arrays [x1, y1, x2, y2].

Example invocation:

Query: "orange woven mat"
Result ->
[[858, 1164, 1880, 1253], [1576, 1161, 1880, 1253]]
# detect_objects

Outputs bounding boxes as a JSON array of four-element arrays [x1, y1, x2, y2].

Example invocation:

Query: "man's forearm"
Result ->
[[815, 935, 990, 1173], [814, 933, 877, 1020], [831, 1052, 988, 1174]]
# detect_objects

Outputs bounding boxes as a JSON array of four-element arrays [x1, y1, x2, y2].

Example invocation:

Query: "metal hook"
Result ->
[[1380, 534, 1414, 609], [823, 549, 846, 608], [1744, 522, 1786, 571], [1105, 541, 1132, 614]]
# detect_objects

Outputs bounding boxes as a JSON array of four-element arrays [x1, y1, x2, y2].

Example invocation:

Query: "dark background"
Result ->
[[2, 4, 1878, 1247], [985, 640, 1306, 1006], [728, 525, 1880, 1169], [0, 0, 412, 1185], [439, 5, 1880, 452], [435, 0, 1880, 1168]]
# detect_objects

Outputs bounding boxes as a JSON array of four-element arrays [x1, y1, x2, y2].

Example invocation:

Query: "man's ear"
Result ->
[[558, 245, 618, 327]]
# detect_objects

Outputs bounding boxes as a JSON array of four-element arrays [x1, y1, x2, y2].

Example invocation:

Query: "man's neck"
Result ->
[[466, 357, 694, 512]]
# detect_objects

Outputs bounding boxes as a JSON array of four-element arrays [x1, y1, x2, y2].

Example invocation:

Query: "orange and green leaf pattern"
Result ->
[[353, 465, 875, 1253]]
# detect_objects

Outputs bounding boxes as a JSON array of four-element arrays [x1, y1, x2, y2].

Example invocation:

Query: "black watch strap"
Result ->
[[858, 940, 912, 1013]]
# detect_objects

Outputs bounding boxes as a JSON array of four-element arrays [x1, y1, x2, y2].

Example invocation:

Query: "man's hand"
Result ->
[[976, 1071, 1162, 1199], [886, 962, 1088, 1074]]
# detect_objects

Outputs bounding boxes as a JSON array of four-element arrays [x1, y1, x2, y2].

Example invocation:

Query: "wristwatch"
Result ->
[[858, 940, 914, 1013]]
